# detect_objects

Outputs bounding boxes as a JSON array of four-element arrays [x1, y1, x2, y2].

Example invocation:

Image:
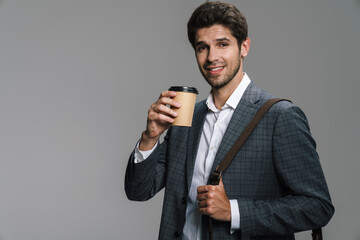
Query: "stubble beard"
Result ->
[[200, 56, 241, 90]]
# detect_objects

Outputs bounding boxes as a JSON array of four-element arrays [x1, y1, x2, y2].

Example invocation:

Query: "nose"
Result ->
[[207, 47, 219, 63]]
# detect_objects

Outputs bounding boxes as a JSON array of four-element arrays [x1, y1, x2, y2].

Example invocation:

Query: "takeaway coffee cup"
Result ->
[[169, 86, 198, 127]]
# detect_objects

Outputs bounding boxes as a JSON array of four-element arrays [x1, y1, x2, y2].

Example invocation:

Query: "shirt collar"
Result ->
[[206, 72, 251, 112]]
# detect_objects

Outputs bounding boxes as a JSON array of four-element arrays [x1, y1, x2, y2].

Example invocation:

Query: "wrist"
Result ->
[[139, 131, 159, 151]]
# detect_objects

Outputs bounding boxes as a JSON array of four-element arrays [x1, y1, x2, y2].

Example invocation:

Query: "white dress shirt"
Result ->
[[135, 73, 251, 239]]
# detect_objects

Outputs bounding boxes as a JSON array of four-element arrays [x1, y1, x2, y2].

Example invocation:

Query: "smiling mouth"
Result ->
[[209, 67, 223, 71], [206, 66, 224, 74]]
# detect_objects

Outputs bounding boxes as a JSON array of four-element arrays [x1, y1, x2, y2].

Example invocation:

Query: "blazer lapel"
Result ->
[[186, 100, 207, 190], [209, 82, 263, 178]]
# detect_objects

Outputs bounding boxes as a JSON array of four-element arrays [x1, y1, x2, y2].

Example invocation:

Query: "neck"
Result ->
[[212, 70, 244, 110]]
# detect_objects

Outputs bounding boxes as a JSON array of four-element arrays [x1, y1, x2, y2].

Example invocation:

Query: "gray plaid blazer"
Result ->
[[125, 82, 334, 240]]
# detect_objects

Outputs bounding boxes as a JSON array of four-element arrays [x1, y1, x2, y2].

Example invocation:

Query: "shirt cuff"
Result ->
[[134, 140, 158, 163], [229, 199, 240, 234]]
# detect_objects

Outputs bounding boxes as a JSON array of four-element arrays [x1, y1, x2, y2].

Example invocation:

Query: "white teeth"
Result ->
[[210, 67, 223, 71]]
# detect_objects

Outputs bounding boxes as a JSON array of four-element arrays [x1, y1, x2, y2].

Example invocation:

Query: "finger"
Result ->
[[197, 185, 215, 194], [150, 102, 176, 118], [198, 200, 205, 208], [197, 192, 216, 203], [198, 207, 208, 215], [158, 97, 181, 109], [198, 203, 207, 214], [153, 104, 178, 118], [198, 205, 213, 216], [159, 90, 177, 99], [197, 185, 207, 194], [197, 193, 206, 201], [198, 199, 211, 208], [158, 91, 181, 109], [149, 110, 175, 124], [156, 113, 175, 124]]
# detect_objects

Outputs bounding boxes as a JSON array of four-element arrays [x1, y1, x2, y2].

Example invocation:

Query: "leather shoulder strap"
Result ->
[[210, 98, 291, 185]]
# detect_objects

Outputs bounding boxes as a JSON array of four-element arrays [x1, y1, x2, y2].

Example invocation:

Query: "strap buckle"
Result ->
[[210, 170, 222, 185]]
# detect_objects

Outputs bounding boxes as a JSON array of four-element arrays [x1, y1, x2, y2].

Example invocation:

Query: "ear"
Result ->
[[241, 37, 251, 58]]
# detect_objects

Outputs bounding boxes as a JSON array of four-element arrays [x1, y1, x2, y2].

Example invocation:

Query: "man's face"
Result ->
[[195, 24, 242, 89]]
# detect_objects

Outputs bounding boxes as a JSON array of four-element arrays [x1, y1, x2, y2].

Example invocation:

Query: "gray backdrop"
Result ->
[[0, 0, 359, 239]]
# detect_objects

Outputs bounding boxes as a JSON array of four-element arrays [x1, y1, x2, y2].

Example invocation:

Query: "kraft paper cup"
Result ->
[[169, 86, 198, 127]]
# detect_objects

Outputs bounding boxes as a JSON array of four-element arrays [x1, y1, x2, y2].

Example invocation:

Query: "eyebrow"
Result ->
[[195, 41, 207, 47], [215, 37, 231, 42], [195, 38, 231, 47]]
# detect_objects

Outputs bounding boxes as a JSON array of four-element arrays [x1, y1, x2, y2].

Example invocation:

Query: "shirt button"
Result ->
[[173, 231, 181, 238], [210, 146, 215, 150]]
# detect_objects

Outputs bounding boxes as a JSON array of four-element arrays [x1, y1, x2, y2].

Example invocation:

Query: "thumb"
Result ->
[[219, 177, 224, 187]]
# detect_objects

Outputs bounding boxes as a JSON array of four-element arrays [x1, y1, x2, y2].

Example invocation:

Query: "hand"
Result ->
[[139, 91, 181, 151], [197, 178, 231, 222]]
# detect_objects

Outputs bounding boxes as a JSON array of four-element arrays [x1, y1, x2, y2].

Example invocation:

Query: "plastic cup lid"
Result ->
[[169, 86, 198, 94]]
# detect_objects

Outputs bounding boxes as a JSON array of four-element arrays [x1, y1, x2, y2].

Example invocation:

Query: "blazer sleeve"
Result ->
[[237, 104, 334, 238], [124, 129, 171, 201]]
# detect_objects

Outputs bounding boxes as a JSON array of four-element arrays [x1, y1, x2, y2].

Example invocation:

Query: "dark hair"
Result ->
[[187, 1, 248, 49]]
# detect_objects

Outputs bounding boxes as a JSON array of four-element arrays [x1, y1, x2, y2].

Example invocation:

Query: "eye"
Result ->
[[196, 45, 208, 52], [219, 42, 229, 47]]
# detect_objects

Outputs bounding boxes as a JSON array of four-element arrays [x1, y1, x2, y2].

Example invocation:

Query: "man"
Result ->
[[125, 2, 334, 239]]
